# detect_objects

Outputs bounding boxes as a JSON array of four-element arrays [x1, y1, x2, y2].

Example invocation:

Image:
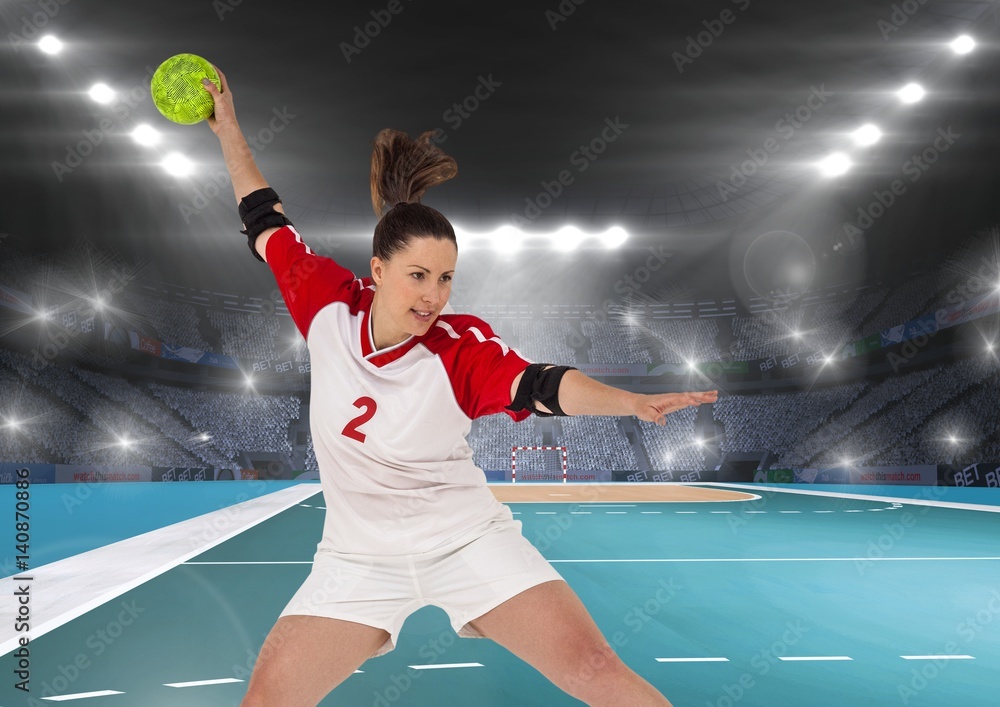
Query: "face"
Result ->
[[370, 236, 457, 347]]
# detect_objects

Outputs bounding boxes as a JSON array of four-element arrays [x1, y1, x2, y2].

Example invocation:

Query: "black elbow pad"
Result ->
[[238, 187, 294, 263], [506, 363, 577, 417]]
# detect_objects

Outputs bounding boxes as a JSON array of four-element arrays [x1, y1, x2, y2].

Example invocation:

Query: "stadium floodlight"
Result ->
[[200, 433, 211, 442], [600, 226, 629, 249], [897, 83, 925, 104], [88, 83, 116, 104], [552, 226, 585, 252], [694, 437, 704, 447], [948, 435, 959, 444], [851, 124, 882, 147], [38, 35, 63, 55], [119, 437, 132, 448], [5, 418, 20, 431], [664, 452, 672, 462], [686, 359, 697, 372], [160, 152, 194, 178], [131, 124, 162, 147], [841, 458, 852, 466], [823, 354, 835, 365], [791, 330, 802, 339], [817, 152, 851, 177], [949, 35, 975, 55]]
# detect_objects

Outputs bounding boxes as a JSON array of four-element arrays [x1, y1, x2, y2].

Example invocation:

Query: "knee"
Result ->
[[562, 642, 631, 702]]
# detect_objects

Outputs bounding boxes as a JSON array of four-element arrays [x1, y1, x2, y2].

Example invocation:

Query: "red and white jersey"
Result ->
[[266, 226, 534, 555]]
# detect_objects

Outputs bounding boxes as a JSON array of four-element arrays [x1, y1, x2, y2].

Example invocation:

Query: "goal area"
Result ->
[[510, 445, 568, 483]]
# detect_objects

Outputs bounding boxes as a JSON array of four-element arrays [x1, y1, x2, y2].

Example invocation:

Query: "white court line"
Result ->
[[697, 482, 1000, 514], [587, 504, 637, 507], [0, 484, 319, 658], [41, 691, 125, 701], [409, 663, 484, 670], [779, 510, 802, 514], [676, 511, 697, 514], [813, 510, 835, 513], [641, 511, 663, 514], [570, 512, 592, 514], [901, 655, 975, 660], [844, 510, 864, 513], [656, 657, 729, 663], [536, 511, 557, 514], [709, 511, 732, 514], [164, 678, 244, 688], [606, 511, 627, 514], [187, 561, 311, 565], [779, 656, 853, 662]]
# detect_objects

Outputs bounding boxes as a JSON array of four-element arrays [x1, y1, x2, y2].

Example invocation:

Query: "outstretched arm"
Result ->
[[201, 66, 285, 262], [509, 367, 717, 425]]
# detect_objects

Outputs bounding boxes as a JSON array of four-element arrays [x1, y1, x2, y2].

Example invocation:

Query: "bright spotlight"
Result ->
[[948, 436, 958, 444], [694, 437, 704, 447], [200, 433, 211, 442], [686, 359, 697, 372], [160, 152, 194, 178], [119, 437, 132, 448], [791, 331, 802, 339], [664, 453, 672, 462], [841, 458, 852, 466], [88, 83, 116, 104], [92, 296, 105, 311], [601, 226, 629, 249], [949, 35, 975, 55], [5, 418, 20, 430], [552, 226, 584, 252], [38, 35, 64, 55], [851, 124, 882, 147], [818, 152, 851, 177], [897, 83, 925, 104], [131, 124, 162, 147], [824, 354, 835, 365]]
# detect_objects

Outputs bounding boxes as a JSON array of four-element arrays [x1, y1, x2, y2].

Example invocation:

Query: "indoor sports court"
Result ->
[[3, 0, 1000, 705], [1, 480, 998, 706]]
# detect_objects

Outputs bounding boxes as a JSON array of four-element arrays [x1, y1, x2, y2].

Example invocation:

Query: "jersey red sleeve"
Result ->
[[435, 315, 534, 422], [265, 226, 361, 339]]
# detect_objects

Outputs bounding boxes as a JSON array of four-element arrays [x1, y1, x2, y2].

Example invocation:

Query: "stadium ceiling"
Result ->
[[1, 0, 1000, 296]]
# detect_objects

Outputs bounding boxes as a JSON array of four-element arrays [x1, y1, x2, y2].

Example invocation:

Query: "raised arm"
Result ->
[[201, 67, 285, 262], [509, 366, 717, 425]]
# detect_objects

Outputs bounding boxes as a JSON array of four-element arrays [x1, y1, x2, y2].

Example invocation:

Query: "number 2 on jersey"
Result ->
[[342, 396, 377, 443]]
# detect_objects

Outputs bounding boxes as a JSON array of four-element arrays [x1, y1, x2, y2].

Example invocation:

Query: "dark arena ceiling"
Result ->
[[2, 0, 1000, 309]]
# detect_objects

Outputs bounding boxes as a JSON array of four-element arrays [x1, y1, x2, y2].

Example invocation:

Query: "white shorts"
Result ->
[[278, 519, 564, 657]]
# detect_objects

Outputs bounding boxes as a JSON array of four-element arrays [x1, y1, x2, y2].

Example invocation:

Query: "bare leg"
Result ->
[[467, 580, 672, 706], [240, 615, 391, 707]]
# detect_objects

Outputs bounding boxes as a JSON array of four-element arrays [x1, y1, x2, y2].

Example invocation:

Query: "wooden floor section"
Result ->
[[488, 483, 756, 503]]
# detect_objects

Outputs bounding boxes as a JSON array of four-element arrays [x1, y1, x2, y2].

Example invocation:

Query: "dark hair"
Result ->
[[370, 128, 458, 261]]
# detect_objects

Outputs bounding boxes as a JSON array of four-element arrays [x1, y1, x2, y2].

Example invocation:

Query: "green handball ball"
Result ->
[[150, 53, 221, 125]]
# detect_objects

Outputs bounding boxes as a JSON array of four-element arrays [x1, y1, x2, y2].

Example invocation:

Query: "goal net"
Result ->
[[511, 446, 568, 483]]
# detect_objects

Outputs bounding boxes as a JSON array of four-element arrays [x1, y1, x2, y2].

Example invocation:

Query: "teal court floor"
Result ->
[[1, 481, 998, 706]]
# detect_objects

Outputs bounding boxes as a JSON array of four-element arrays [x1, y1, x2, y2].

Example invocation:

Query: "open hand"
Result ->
[[632, 390, 718, 426], [201, 65, 238, 137]]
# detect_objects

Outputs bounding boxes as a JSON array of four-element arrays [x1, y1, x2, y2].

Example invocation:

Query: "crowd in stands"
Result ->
[[121, 291, 211, 350], [206, 310, 282, 361], [147, 383, 298, 464]]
